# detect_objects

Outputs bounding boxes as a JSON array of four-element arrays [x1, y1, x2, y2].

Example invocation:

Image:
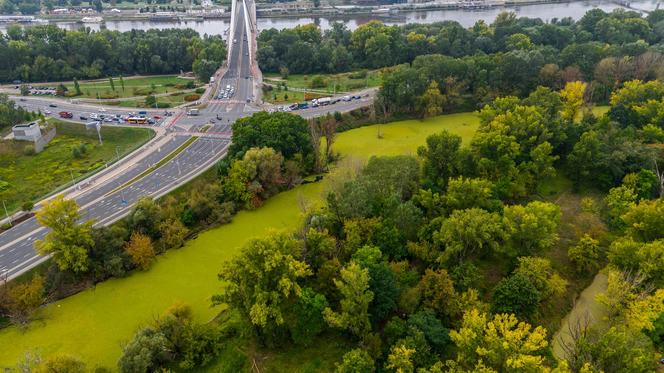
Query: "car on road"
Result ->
[[48, 103, 57, 108], [99, 108, 106, 112], [58, 111, 73, 119], [153, 115, 162, 120], [210, 119, 216, 124], [19, 98, 26, 102], [216, 114, 223, 120], [44, 110, 52, 115], [79, 115, 88, 120], [89, 113, 98, 119]]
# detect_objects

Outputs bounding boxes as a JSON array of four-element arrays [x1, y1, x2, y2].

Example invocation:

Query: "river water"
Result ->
[[0, 0, 660, 34]]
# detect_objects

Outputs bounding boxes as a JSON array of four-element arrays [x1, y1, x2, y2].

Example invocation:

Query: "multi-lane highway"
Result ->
[[0, 0, 376, 281]]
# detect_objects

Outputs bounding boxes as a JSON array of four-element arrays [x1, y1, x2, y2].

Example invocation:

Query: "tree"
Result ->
[[35, 354, 86, 373], [324, 261, 374, 338], [418, 81, 445, 118], [568, 234, 601, 272], [221, 147, 285, 209], [124, 232, 155, 270], [214, 232, 311, 332], [158, 218, 188, 251], [436, 208, 505, 262], [335, 348, 375, 373], [386, 344, 416, 373], [417, 130, 462, 190], [120, 75, 125, 92], [20, 84, 29, 96], [35, 195, 93, 273], [622, 198, 664, 242], [287, 287, 328, 346], [73, 77, 82, 96], [514, 256, 567, 299], [118, 328, 171, 373], [229, 112, 313, 164], [559, 81, 587, 122], [502, 201, 561, 257], [4, 275, 43, 324], [449, 309, 548, 371], [444, 177, 500, 212], [417, 268, 455, 317], [109, 76, 116, 92], [127, 197, 163, 238], [491, 273, 541, 319]]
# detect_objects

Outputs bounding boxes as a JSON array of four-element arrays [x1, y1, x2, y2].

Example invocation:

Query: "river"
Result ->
[[0, 0, 660, 34]]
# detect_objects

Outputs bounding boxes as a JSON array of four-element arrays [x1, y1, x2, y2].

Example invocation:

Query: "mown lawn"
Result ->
[[0, 112, 479, 370], [264, 70, 382, 94], [0, 121, 153, 213], [58, 75, 195, 100]]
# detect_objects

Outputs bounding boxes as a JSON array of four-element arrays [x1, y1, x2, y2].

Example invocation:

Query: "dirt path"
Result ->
[[552, 272, 609, 360]]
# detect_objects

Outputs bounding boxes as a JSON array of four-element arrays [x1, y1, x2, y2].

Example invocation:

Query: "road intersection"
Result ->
[[0, 0, 375, 281]]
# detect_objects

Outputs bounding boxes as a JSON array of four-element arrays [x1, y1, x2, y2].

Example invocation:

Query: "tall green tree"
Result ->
[[214, 232, 311, 332], [35, 195, 93, 273]]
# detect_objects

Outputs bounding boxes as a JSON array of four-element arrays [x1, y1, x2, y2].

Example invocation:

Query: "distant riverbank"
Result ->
[[1, 0, 658, 34]]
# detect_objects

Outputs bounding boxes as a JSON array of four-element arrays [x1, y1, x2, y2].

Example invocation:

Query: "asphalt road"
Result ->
[[0, 0, 377, 280]]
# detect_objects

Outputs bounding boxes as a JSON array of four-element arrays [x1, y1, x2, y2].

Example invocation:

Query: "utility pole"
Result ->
[[70, 169, 79, 190], [2, 201, 12, 227], [115, 146, 120, 162]]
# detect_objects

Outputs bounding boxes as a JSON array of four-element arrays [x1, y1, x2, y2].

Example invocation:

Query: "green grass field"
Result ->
[[264, 70, 382, 93], [0, 121, 153, 213], [57, 75, 196, 100], [0, 112, 479, 369]]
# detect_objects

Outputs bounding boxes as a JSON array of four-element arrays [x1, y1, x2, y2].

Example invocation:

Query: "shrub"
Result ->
[[349, 70, 368, 79], [23, 144, 35, 155], [21, 201, 34, 212], [309, 75, 327, 89], [195, 87, 206, 94], [184, 94, 201, 102]]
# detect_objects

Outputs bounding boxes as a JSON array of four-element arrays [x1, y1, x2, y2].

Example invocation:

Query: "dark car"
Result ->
[[79, 115, 88, 120], [48, 103, 58, 108]]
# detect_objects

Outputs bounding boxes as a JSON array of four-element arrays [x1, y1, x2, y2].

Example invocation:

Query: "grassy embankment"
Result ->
[[0, 120, 153, 213], [0, 112, 480, 370], [263, 70, 382, 104]]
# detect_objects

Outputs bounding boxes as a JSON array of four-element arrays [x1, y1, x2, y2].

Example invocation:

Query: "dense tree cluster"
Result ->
[[257, 9, 664, 116], [208, 80, 664, 372], [0, 25, 226, 82]]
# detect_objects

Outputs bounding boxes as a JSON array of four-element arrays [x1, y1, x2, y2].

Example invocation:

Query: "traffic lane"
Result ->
[[2, 137, 229, 279], [0, 136, 190, 255]]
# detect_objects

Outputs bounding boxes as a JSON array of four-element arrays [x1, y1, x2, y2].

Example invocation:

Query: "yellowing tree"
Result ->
[[450, 309, 548, 372], [35, 194, 93, 273], [125, 232, 155, 270], [559, 81, 587, 122], [386, 344, 416, 373], [418, 81, 446, 118], [324, 261, 374, 338]]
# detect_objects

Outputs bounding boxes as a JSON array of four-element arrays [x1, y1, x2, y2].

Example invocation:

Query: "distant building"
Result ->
[[12, 122, 41, 142]]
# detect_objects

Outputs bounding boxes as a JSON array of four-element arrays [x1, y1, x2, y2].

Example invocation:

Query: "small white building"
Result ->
[[12, 122, 41, 142]]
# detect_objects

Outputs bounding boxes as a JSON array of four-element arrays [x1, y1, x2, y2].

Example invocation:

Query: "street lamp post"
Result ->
[[96, 122, 103, 145], [70, 169, 79, 190], [2, 200, 12, 227], [115, 146, 120, 163]]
